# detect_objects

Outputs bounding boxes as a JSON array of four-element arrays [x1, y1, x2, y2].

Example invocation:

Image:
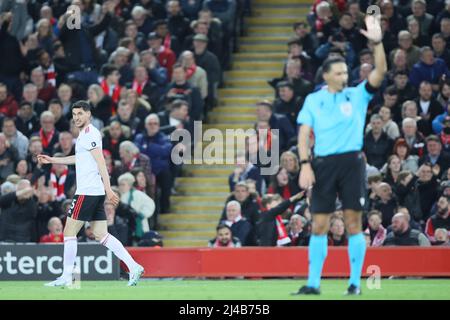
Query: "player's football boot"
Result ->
[[344, 284, 362, 296], [127, 265, 145, 286], [44, 276, 73, 287], [291, 285, 321, 295]]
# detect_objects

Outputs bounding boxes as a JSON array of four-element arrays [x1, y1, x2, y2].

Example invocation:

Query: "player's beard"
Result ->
[[75, 119, 88, 129]]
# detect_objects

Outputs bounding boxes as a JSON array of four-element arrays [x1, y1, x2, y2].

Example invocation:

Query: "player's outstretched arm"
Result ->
[[360, 14, 387, 88], [37, 154, 76, 165], [90, 147, 120, 206]]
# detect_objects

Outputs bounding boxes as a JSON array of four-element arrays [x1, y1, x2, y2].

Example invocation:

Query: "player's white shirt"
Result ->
[[75, 123, 105, 195]]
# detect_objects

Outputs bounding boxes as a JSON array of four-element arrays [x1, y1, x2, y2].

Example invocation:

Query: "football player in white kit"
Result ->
[[38, 101, 145, 287]]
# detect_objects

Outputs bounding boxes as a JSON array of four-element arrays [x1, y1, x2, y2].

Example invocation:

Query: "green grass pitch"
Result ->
[[0, 279, 449, 300]]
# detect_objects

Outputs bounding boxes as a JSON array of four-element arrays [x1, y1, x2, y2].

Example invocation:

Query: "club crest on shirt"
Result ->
[[340, 102, 353, 117]]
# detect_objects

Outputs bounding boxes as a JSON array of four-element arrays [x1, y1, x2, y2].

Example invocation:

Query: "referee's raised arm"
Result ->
[[360, 14, 388, 89]]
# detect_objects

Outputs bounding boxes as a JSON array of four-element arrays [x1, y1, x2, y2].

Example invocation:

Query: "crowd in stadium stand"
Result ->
[[0, 0, 248, 246], [210, 0, 450, 248], [0, 0, 449, 249]]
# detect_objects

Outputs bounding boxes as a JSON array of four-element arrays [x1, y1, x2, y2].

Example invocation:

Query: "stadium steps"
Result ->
[[162, 0, 308, 247]]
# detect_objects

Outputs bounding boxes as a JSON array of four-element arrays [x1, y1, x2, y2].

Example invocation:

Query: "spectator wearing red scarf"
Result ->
[[154, 19, 181, 56], [100, 64, 122, 105], [180, 51, 208, 99], [258, 192, 305, 246], [32, 111, 59, 154], [147, 32, 176, 81], [49, 153, 75, 202], [132, 65, 160, 109], [267, 167, 301, 211]]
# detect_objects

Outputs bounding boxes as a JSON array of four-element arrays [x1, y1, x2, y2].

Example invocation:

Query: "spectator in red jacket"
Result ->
[[0, 83, 18, 117], [30, 67, 57, 104], [39, 216, 64, 243], [147, 32, 176, 81], [425, 195, 450, 242]]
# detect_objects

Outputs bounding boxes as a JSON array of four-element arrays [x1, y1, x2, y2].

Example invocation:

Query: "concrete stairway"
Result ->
[[159, 0, 311, 247]]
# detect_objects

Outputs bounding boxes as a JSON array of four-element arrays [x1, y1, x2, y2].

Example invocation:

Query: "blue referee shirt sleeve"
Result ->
[[296, 94, 314, 128], [357, 80, 375, 105]]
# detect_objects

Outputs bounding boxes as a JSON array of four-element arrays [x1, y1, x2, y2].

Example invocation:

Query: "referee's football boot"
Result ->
[[344, 284, 362, 296], [127, 264, 145, 286], [291, 285, 321, 295]]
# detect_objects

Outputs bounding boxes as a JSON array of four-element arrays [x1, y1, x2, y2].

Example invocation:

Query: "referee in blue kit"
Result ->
[[293, 14, 387, 295]]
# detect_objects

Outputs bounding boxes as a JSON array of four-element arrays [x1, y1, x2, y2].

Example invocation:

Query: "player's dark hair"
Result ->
[[71, 100, 91, 112], [322, 57, 346, 73]]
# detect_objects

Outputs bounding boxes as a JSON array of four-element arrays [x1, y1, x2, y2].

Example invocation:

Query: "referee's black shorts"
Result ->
[[310, 151, 366, 214], [67, 194, 106, 221]]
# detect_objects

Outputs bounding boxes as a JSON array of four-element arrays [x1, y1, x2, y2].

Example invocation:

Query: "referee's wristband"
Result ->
[[300, 159, 311, 165]]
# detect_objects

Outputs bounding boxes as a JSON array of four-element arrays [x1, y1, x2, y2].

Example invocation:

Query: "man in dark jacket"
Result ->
[[0, 179, 37, 242], [158, 98, 193, 136], [0, 133, 19, 181], [162, 64, 204, 121], [425, 195, 450, 242], [193, 34, 221, 109], [256, 100, 296, 152], [220, 182, 260, 226], [0, 15, 28, 99], [383, 213, 431, 246], [58, 1, 115, 86], [373, 183, 399, 228], [134, 114, 173, 213], [419, 135, 450, 177], [166, 0, 191, 41], [219, 200, 253, 246], [415, 81, 446, 135], [272, 81, 304, 128], [364, 114, 394, 169], [109, 100, 143, 136], [417, 163, 440, 220], [395, 172, 422, 222]]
